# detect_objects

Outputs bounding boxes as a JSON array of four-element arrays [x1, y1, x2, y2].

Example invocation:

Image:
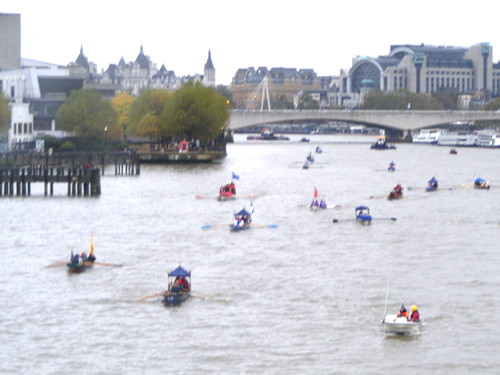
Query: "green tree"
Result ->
[[432, 89, 458, 110], [127, 89, 171, 139], [112, 92, 134, 139], [272, 94, 294, 109], [162, 82, 229, 142], [362, 89, 443, 110], [483, 97, 500, 110], [297, 92, 320, 110], [56, 90, 119, 140], [215, 84, 234, 107], [0, 92, 10, 134]]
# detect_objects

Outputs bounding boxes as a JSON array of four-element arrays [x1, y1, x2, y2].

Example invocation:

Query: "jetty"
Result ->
[[0, 151, 140, 175], [0, 167, 101, 197]]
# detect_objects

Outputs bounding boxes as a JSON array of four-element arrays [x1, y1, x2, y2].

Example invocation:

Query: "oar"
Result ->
[[373, 217, 398, 221], [43, 261, 67, 268], [93, 261, 123, 267], [138, 292, 163, 301], [192, 291, 231, 302], [201, 224, 230, 229], [253, 224, 278, 228]]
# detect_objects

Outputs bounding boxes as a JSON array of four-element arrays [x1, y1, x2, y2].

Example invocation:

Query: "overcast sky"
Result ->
[[4, 1, 500, 85]]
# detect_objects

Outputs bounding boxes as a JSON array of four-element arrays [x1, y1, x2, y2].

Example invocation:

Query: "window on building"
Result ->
[[11, 86, 15, 98], [13, 123, 16, 134]]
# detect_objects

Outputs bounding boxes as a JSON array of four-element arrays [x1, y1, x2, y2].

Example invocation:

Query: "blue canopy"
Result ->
[[168, 266, 191, 277], [355, 206, 369, 211], [475, 177, 484, 183], [428, 177, 437, 183], [235, 208, 251, 217]]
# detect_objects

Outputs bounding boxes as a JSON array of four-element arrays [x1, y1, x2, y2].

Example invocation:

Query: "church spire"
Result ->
[[203, 50, 215, 87]]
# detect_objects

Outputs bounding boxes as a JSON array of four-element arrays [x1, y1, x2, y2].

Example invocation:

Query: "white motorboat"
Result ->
[[382, 314, 422, 335], [412, 128, 446, 144]]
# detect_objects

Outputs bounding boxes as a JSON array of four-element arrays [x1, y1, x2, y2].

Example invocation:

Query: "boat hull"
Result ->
[[66, 262, 94, 273], [217, 194, 236, 201], [382, 315, 422, 335], [163, 291, 190, 305], [356, 215, 372, 224], [230, 224, 251, 232]]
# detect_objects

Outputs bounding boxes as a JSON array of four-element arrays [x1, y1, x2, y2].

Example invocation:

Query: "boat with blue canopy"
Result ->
[[473, 177, 490, 189], [230, 204, 254, 231], [426, 177, 438, 192], [355, 206, 372, 224], [163, 265, 191, 305]]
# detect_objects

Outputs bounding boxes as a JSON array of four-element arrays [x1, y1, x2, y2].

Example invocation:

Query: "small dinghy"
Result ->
[[382, 304, 422, 335]]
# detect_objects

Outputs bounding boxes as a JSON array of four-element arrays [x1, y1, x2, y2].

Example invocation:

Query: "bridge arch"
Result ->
[[228, 110, 500, 135]]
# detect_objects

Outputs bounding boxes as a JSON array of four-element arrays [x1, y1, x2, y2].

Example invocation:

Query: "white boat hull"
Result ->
[[382, 314, 422, 335]]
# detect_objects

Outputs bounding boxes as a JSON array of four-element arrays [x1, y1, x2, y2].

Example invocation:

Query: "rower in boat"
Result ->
[[310, 187, 327, 209], [230, 204, 254, 231], [388, 184, 403, 200], [163, 265, 191, 305], [355, 206, 372, 224], [382, 303, 422, 335], [388, 161, 395, 172], [67, 235, 97, 273], [473, 177, 490, 190], [315, 146, 322, 153], [426, 177, 438, 192], [218, 181, 236, 200], [449, 148, 457, 154], [306, 152, 315, 163]]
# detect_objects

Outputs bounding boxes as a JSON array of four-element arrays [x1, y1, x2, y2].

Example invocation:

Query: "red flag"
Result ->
[[313, 187, 318, 198]]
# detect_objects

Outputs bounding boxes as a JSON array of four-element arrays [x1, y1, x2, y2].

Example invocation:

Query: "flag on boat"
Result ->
[[314, 187, 318, 198], [90, 233, 95, 255], [232, 172, 240, 180]]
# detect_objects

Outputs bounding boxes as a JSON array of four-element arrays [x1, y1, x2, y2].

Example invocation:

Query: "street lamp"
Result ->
[[104, 126, 108, 151]]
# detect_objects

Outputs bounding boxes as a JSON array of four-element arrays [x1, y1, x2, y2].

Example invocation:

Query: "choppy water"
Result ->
[[1, 134, 499, 375]]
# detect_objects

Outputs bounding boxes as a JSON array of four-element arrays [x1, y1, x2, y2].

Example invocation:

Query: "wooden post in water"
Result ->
[[90, 168, 101, 195]]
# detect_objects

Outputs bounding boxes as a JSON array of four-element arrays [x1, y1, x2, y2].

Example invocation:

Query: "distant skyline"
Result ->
[[4, 1, 500, 85]]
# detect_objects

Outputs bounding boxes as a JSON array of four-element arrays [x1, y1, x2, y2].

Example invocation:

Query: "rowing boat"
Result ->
[[355, 206, 372, 224], [230, 204, 254, 231], [163, 266, 191, 305]]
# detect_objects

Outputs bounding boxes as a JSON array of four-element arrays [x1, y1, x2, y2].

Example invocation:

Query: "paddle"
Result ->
[[201, 224, 230, 229], [92, 261, 123, 267], [43, 261, 67, 268], [332, 217, 396, 223], [192, 291, 231, 302], [138, 292, 163, 301]]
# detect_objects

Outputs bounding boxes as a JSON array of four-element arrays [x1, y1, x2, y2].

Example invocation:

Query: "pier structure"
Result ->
[[0, 151, 140, 176], [0, 167, 101, 197]]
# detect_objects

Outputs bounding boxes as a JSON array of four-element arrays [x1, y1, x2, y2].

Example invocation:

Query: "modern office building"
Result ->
[[334, 43, 500, 108]]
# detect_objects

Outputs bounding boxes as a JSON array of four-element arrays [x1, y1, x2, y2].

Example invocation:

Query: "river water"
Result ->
[[1, 134, 499, 374]]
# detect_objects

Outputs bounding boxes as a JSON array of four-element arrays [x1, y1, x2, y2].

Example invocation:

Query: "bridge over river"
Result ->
[[228, 110, 500, 136]]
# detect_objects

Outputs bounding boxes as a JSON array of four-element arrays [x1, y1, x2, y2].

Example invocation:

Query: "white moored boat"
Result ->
[[412, 128, 446, 144], [438, 132, 477, 146], [382, 314, 422, 335]]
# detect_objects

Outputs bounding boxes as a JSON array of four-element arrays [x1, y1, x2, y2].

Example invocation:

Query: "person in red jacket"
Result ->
[[410, 305, 420, 322]]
